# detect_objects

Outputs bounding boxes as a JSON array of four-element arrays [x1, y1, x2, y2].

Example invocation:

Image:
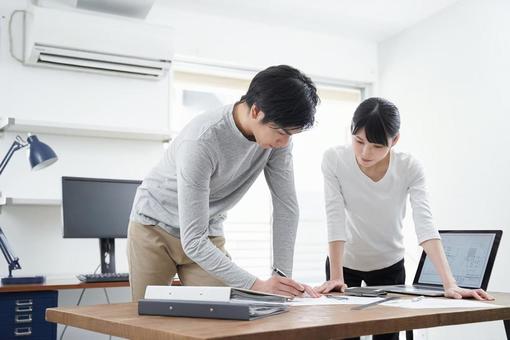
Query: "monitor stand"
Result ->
[[99, 238, 116, 274]]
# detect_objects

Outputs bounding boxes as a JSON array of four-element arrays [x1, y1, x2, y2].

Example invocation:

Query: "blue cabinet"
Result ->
[[0, 290, 57, 340]]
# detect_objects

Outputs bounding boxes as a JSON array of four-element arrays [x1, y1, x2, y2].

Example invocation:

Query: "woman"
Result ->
[[314, 97, 492, 340]]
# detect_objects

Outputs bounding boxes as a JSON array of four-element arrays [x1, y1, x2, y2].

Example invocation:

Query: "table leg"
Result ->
[[504, 320, 509, 340], [405, 330, 414, 340]]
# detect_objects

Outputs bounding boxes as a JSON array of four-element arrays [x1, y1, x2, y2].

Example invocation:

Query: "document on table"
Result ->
[[287, 296, 504, 309], [288, 295, 383, 306], [381, 298, 504, 309]]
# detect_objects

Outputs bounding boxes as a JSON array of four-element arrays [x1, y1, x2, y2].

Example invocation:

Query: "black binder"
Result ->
[[138, 299, 288, 321]]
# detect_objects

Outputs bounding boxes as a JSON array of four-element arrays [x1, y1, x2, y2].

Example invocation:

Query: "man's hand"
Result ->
[[444, 285, 494, 300], [313, 279, 348, 294], [251, 276, 320, 298]]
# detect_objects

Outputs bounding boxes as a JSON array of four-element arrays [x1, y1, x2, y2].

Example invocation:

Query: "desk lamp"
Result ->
[[0, 134, 58, 284], [0, 134, 58, 175]]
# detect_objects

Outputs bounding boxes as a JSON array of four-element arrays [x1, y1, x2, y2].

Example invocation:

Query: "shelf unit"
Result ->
[[0, 117, 169, 211], [0, 117, 172, 142]]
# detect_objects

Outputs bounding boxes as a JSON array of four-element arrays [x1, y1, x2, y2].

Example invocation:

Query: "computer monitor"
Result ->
[[62, 177, 141, 274]]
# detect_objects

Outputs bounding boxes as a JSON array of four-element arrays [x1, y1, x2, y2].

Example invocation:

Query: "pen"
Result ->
[[326, 295, 348, 301], [412, 296, 425, 302], [272, 266, 305, 293], [351, 296, 400, 310], [272, 266, 288, 277]]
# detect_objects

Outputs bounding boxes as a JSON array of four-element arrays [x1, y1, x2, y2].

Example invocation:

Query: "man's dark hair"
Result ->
[[240, 65, 319, 130], [351, 97, 400, 146]]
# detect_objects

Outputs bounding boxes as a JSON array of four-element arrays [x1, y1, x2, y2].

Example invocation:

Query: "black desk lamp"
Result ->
[[0, 134, 58, 175], [0, 134, 58, 284]]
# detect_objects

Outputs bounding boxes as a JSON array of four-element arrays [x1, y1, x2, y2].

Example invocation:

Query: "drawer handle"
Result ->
[[15, 306, 33, 313], [15, 299, 33, 306], [15, 314, 32, 324], [14, 327, 32, 336]]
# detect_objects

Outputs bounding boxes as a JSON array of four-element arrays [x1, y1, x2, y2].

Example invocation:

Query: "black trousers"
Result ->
[[326, 258, 406, 340]]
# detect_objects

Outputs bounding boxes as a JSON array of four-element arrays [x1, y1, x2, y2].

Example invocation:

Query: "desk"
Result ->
[[0, 276, 130, 293], [0, 276, 180, 293], [46, 292, 510, 340]]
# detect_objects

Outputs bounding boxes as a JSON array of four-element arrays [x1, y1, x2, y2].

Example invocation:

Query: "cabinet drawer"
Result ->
[[1, 326, 54, 339], [0, 291, 58, 340]]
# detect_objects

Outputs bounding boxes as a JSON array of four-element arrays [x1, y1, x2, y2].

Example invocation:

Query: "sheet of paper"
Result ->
[[288, 295, 383, 306], [381, 298, 504, 309]]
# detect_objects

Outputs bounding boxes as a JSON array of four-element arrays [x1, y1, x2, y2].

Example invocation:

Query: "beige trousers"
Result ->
[[127, 221, 228, 301]]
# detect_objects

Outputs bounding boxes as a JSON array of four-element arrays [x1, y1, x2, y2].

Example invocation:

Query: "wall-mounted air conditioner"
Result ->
[[23, 3, 174, 79]]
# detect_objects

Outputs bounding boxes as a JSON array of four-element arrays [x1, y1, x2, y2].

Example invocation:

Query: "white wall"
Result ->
[[147, 3, 377, 85], [0, 1, 377, 339], [379, 0, 510, 338]]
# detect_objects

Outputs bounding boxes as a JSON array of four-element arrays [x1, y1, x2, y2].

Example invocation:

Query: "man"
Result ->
[[128, 65, 320, 301]]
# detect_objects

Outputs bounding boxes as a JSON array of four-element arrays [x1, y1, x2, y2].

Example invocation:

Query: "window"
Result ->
[[171, 64, 362, 282], [170, 68, 252, 133], [292, 86, 361, 284]]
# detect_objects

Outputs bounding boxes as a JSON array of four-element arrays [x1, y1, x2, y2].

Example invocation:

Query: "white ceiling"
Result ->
[[152, 0, 462, 42], [76, 0, 156, 18]]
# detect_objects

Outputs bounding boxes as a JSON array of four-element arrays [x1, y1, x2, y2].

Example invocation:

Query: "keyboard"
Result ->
[[77, 272, 129, 283]]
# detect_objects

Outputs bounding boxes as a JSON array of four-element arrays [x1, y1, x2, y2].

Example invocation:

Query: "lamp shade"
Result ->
[[27, 135, 58, 171]]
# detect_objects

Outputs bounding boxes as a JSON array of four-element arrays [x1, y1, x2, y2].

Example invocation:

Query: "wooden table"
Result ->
[[46, 292, 510, 340]]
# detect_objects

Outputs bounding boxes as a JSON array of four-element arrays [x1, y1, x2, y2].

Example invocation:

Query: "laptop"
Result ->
[[374, 230, 503, 297]]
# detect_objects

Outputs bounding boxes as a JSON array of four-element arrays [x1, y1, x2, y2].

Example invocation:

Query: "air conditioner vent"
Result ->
[[37, 52, 167, 78], [24, 4, 174, 79]]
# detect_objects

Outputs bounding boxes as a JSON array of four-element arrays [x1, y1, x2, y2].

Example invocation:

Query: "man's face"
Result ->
[[250, 110, 302, 149]]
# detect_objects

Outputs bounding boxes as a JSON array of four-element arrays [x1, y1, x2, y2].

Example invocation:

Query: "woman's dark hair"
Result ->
[[351, 97, 400, 146], [240, 65, 319, 130]]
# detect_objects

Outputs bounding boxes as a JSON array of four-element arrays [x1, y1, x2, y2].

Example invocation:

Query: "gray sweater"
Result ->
[[130, 104, 299, 288]]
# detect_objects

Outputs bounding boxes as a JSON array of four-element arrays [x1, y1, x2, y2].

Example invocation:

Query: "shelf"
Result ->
[[0, 117, 172, 142], [0, 196, 61, 207], [0, 197, 61, 206]]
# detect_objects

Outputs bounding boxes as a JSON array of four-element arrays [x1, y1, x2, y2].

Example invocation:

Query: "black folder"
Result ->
[[138, 299, 288, 321]]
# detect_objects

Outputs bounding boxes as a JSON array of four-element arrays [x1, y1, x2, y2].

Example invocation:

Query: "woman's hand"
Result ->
[[251, 276, 320, 298], [313, 279, 348, 294], [444, 285, 494, 300]]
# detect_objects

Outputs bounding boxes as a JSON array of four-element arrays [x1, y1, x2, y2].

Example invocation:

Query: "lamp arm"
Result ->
[[0, 139, 27, 176], [0, 227, 21, 277], [0, 235, 16, 264]]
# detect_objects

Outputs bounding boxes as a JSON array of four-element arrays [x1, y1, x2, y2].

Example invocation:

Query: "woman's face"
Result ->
[[352, 128, 397, 168]]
